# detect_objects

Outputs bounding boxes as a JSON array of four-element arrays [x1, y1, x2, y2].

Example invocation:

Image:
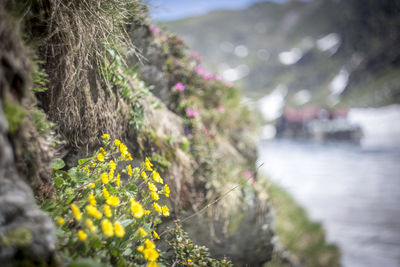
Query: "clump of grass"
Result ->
[[9, 0, 147, 147], [265, 182, 341, 267]]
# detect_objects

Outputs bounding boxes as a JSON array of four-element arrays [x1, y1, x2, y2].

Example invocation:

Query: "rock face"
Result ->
[[0, 15, 56, 265]]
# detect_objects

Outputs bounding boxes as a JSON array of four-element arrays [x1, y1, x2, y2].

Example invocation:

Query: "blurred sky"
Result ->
[[148, 0, 284, 21]]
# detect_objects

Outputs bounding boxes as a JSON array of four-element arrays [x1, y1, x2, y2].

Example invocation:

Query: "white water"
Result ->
[[258, 105, 400, 267]]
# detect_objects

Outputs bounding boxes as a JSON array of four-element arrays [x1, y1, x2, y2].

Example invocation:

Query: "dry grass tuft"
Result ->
[[14, 0, 146, 148]]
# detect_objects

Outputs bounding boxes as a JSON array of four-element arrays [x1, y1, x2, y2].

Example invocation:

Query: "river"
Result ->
[[257, 105, 400, 267]]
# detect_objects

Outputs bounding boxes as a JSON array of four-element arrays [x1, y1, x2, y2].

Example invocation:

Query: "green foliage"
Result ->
[[1, 227, 32, 247], [2, 99, 26, 135], [179, 137, 190, 152], [31, 57, 49, 93], [42, 136, 171, 266], [166, 224, 232, 267], [149, 154, 171, 173], [129, 102, 145, 132], [30, 109, 56, 135], [265, 182, 340, 267]]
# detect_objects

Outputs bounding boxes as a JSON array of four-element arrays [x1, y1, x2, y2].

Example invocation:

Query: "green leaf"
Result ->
[[52, 158, 65, 170], [54, 176, 64, 189], [78, 158, 91, 165]]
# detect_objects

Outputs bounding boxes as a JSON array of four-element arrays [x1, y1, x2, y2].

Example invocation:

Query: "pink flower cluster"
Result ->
[[150, 25, 159, 35], [186, 108, 199, 117], [194, 65, 223, 81], [175, 82, 185, 92], [217, 105, 225, 111], [190, 51, 202, 61]]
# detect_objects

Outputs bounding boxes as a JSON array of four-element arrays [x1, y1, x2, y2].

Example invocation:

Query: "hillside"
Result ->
[[164, 0, 400, 108]]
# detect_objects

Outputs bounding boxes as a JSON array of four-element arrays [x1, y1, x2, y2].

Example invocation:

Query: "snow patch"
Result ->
[[258, 85, 288, 121], [278, 48, 303, 65]]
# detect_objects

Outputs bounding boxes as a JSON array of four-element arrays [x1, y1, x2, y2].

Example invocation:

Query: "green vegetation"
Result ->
[[3, 99, 26, 135], [265, 182, 340, 267], [43, 136, 170, 266]]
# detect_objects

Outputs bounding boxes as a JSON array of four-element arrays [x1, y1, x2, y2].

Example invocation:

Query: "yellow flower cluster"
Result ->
[[59, 135, 172, 266], [138, 239, 159, 265]]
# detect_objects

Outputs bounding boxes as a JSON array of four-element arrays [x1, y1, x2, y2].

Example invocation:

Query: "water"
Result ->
[[258, 106, 400, 267]]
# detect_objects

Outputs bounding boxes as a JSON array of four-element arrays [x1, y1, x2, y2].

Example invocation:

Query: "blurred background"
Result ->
[[149, 0, 400, 266]]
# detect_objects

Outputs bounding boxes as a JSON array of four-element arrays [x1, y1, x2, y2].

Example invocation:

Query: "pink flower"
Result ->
[[214, 75, 222, 81], [190, 51, 202, 61], [186, 108, 199, 117], [203, 72, 214, 80], [150, 25, 159, 35], [243, 169, 253, 179], [217, 105, 224, 111], [194, 65, 204, 74], [175, 82, 185, 92]]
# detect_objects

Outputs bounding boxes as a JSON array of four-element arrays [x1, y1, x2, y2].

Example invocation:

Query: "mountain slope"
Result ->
[[163, 0, 400, 107]]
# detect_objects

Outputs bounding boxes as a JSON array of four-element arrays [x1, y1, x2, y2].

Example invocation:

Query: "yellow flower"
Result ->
[[148, 262, 159, 267], [164, 184, 170, 198], [141, 171, 147, 180], [145, 161, 152, 171], [137, 245, 144, 252], [57, 218, 64, 225], [151, 191, 160, 201], [102, 134, 110, 139], [90, 183, 95, 189], [85, 219, 97, 233], [89, 193, 96, 206], [106, 196, 120, 206], [188, 259, 192, 264], [97, 153, 104, 162], [109, 160, 116, 171], [100, 147, 105, 153], [152, 172, 163, 184], [108, 170, 114, 180], [77, 230, 87, 241], [144, 209, 151, 215], [103, 188, 110, 199], [143, 248, 159, 262], [104, 205, 112, 218], [145, 239, 156, 249], [71, 203, 82, 221], [83, 166, 90, 173], [145, 157, 153, 169], [127, 164, 133, 176], [116, 173, 121, 187], [114, 221, 125, 238], [91, 163, 96, 168], [162, 205, 170, 217], [153, 202, 162, 213], [130, 199, 144, 218], [101, 219, 114, 237], [148, 182, 157, 192], [139, 227, 147, 237], [153, 231, 160, 239], [101, 173, 109, 184], [120, 143, 128, 158], [86, 205, 103, 219], [114, 139, 121, 146]]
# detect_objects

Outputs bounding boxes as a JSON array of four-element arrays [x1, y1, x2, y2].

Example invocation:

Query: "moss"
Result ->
[[265, 182, 340, 267], [2, 99, 26, 135], [1, 227, 32, 247]]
